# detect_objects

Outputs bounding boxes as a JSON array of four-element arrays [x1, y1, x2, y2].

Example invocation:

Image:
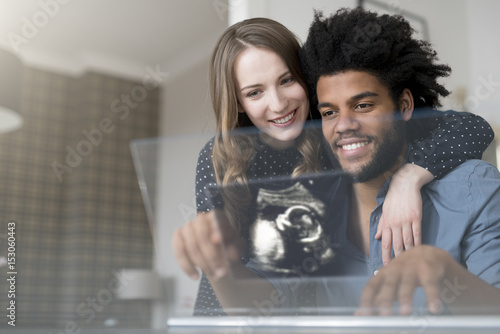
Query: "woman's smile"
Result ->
[[270, 109, 297, 125]]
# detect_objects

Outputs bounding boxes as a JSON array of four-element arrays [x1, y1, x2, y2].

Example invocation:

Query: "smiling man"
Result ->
[[299, 7, 500, 315], [317, 71, 411, 184]]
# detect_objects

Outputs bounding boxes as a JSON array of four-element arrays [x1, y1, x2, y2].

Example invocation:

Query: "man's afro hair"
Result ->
[[299, 7, 451, 112]]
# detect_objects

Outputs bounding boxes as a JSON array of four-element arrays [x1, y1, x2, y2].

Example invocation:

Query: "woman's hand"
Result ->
[[173, 210, 280, 314], [375, 164, 434, 265], [172, 209, 241, 281]]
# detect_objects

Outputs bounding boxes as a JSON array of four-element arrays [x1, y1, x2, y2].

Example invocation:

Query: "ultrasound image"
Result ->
[[249, 181, 335, 274]]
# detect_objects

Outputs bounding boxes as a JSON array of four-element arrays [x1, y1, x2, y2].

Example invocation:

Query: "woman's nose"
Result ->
[[267, 89, 287, 113]]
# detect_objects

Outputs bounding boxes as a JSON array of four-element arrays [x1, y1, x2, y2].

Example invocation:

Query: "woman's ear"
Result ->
[[399, 88, 414, 121], [237, 103, 245, 114]]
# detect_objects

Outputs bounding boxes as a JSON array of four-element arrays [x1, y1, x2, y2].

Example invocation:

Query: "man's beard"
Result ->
[[339, 120, 406, 183]]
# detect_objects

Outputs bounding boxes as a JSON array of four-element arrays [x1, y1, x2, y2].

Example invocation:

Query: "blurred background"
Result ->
[[0, 0, 498, 330]]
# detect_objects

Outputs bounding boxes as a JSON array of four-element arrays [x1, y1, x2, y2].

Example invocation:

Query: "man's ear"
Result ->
[[399, 88, 414, 121]]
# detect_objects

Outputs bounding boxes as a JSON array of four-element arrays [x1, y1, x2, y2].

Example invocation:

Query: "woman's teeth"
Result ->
[[272, 111, 295, 124], [342, 142, 368, 151]]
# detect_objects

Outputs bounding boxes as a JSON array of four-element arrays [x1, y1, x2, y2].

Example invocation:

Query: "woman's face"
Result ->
[[234, 47, 309, 149]]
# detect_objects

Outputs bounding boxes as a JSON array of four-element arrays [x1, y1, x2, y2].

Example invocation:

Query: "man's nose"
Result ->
[[335, 110, 360, 133]]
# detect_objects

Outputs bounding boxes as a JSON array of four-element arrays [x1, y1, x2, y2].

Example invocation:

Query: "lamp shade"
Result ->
[[0, 48, 23, 133]]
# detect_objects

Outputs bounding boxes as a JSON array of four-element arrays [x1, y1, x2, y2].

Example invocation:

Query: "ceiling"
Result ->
[[0, 0, 228, 79]]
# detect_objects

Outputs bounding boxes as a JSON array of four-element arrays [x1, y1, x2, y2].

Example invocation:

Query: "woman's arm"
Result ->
[[408, 110, 494, 178], [173, 209, 279, 315], [208, 259, 280, 315], [376, 164, 433, 264]]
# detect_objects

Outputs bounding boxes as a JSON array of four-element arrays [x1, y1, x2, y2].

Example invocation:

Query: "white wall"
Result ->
[[265, 0, 355, 42], [465, 0, 500, 128], [387, 0, 471, 111], [159, 59, 216, 136], [229, 0, 355, 41]]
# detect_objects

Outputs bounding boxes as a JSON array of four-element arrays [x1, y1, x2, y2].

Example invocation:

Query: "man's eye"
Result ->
[[356, 103, 372, 111], [321, 110, 338, 119]]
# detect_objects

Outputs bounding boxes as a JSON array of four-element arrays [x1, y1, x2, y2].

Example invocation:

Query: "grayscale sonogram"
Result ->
[[249, 180, 335, 274]]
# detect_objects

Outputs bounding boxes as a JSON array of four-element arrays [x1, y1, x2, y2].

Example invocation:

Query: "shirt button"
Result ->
[[373, 269, 380, 276]]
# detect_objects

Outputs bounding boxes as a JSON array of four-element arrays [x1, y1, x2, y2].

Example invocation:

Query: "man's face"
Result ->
[[317, 70, 410, 182]]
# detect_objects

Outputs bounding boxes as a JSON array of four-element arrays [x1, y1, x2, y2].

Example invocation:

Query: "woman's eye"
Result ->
[[281, 77, 295, 85], [247, 90, 261, 98]]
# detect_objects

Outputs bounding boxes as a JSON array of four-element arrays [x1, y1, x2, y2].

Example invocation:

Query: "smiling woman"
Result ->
[[171, 17, 335, 316]]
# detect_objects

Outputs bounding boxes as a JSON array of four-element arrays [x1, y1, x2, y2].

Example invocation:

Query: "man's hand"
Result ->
[[172, 209, 242, 281], [355, 245, 451, 316]]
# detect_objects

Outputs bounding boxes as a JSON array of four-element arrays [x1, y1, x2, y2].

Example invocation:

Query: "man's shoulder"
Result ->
[[433, 159, 500, 183], [424, 159, 500, 212], [423, 160, 500, 231]]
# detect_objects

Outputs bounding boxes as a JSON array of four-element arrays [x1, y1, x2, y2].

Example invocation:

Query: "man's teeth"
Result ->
[[272, 111, 295, 124], [342, 142, 368, 151]]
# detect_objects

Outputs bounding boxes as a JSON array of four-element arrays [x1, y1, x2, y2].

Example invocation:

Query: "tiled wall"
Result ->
[[0, 67, 159, 328]]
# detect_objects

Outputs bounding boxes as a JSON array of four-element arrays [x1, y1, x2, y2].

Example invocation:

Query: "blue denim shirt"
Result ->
[[333, 158, 500, 285], [262, 158, 500, 312]]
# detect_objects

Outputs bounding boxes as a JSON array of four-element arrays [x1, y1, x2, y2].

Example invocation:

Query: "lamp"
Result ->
[[0, 48, 23, 133]]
